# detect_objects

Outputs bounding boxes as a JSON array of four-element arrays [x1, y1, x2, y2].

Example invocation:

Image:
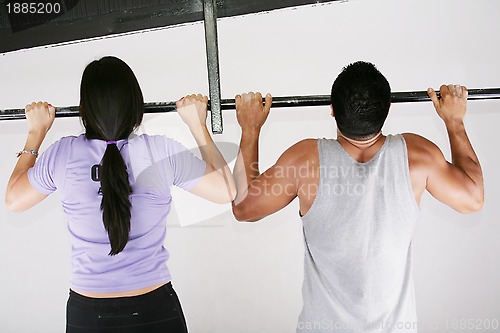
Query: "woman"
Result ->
[[5, 56, 236, 332]]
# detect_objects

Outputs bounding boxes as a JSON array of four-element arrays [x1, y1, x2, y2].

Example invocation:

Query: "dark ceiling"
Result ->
[[0, 0, 337, 54]]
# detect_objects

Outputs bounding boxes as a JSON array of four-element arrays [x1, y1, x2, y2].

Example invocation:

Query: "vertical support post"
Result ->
[[203, 0, 223, 134]]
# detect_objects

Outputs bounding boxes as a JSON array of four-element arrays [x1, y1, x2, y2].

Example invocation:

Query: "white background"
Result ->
[[1, 0, 499, 332]]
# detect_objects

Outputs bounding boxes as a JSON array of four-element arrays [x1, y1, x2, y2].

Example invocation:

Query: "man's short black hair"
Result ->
[[331, 61, 391, 140]]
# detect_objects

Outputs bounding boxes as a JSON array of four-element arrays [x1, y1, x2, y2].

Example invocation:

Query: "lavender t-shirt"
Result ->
[[28, 133, 206, 293]]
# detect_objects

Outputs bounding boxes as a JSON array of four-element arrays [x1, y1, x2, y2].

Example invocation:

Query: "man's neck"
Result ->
[[336, 130, 386, 163]]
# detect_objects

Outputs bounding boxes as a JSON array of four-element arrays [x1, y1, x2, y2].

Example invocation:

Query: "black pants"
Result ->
[[66, 282, 188, 333]]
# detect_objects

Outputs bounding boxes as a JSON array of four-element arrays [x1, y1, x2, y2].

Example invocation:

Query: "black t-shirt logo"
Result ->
[[91, 164, 102, 195]]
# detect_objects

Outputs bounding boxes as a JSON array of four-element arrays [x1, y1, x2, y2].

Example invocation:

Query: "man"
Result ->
[[231, 61, 484, 332]]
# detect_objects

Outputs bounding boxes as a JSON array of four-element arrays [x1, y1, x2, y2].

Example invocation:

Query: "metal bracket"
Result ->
[[203, 0, 223, 134]]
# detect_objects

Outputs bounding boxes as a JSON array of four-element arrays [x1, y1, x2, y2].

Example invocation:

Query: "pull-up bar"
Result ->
[[1, 88, 499, 121]]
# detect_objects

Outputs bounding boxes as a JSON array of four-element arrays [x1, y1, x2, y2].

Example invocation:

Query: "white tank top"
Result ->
[[298, 134, 420, 332]]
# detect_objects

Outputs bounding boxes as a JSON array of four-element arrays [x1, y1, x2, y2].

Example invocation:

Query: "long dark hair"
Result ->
[[79, 56, 144, 255]]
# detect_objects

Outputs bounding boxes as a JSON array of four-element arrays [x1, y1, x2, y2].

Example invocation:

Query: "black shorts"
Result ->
[[66, 282, 188, 333]]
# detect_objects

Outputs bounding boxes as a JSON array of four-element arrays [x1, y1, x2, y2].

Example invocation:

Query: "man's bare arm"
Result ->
[[232, 92, 272, 206], [232, 92, 310, 222], [422, 84, 484, 213], [233, 138, 317, 222]]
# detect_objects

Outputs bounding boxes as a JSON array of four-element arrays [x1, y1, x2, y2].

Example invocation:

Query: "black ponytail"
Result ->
[[101, 144, 132, 255], [79, 56, 144, 255]]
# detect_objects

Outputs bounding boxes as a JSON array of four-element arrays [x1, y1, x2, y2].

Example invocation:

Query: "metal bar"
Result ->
[[203, 0, 223, 134], [2, 88, 500, 121]]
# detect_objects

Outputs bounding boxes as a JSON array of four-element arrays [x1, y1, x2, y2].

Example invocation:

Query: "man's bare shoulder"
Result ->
[[401, 133, 448, 176], [288, 138, 318, 151], [278, 138, 319, 166], [402, 133, 442, 157]]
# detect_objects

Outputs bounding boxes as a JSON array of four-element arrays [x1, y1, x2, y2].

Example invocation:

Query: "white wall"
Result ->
[[1, 0, 499, 332]]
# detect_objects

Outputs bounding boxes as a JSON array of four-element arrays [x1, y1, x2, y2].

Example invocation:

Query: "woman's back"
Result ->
[[28, 133, 206, 293]]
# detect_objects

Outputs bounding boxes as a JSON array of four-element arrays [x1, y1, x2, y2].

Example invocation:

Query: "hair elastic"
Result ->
[[106, 141, 117, 145]]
